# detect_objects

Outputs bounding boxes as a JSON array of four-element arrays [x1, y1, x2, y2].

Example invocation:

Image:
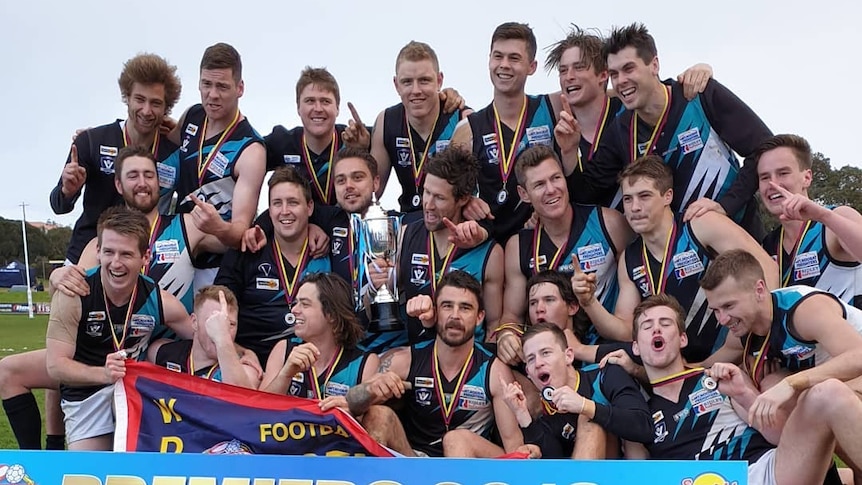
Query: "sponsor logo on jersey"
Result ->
[[166, 362, 182, 373], [333, 227, 349, 238], [185, 123, 199, 136], [672, 250, 705, 279], [130, 314, 156, 337], [87, 311, 106, 322], [100, 145, 119, 156], [526, 126, 552, 147], [258, 263, 273, 277], [411, 253, 429, 265], [256, 277, 279, 290], [415, 388, 432, 406], [414, 377, 434, 388], [577, 243, 607, 272], [780, 344, 816, 361], [678, 127, 704, 154]]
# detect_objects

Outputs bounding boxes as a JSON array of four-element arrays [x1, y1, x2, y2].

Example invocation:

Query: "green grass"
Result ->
[[0, 289, 50, 304], [0, 314, 49, 449]]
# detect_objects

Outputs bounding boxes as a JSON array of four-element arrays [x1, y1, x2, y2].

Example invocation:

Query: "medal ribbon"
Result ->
[[541, 371, 581, 416], [531, 222, 571, 274], [102, 280, 139, 352], [642, 220, 677, 295], [777, 221, 813, 287], [197, 110, 241, 185], [649, 367, 704, 387], [492, 97, 529, 188], [122, 123, 161, 154], [301, 131, 336, 204], [143, 215, 161, 276], [273, 237, 311, 306], [309, 347, 345, 399], [576, 96, 612, 172], [406, 110, 440, 198], [432, 342, 474, 429], [630, 86, 671, 162], [428, 232, 457, 296], [743, 330, 772, 388], [187, 351, 220, 380]]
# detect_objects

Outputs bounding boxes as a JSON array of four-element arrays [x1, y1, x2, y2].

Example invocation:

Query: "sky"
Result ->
[[1, 0, 858, 226]]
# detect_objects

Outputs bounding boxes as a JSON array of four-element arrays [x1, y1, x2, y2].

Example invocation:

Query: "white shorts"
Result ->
[[61, 385, 116, 443], [748, 448, 777, 485]]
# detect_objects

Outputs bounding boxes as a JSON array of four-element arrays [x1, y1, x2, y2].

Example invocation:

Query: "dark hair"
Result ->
[[754, 134, 813, 171], [545, 24, 606, 75], [526, 270, 589, 343], [333, 147, 379, 178], [514, 145, 561, 187], [114, 146, 157, 180], [631, 293, 685, 341], [603, 23, 657, 64], [200, 43, 242, 83], [295, 66, 340, 107], [491, 22, 537, 61], [96, 206, 150, 256], [268, 165, 312, 203], [700, 249, 765, 291], [424, 146, 478, 201], [195, 284, 239, 313], [522, 321, 568, 351], [299, 273, 364, 348], [118, 53, 182, 114], [396, 41, 440, 72], [618, 155, 673, 193], [435, 270, 483, 312]]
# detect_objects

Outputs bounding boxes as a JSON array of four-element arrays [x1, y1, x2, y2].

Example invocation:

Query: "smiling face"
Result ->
[[704, 276, 767, 339], [757, 146, 813, 216], [126, 82, 167, 137], [632, 305, 687, 371], [297, 83, 339, 139], [395, 59, 443, 120], [97, 229, 149, 297], [333, 157, 379, 214], [116, 155, 160, 213], [558, 46, 608, 109], [517, 158, 570, 220], [523, 330, 574, 390], [488, 39, 537, 96], [292, 282, 332, 343], [607, 46, 661, 112], [269, 181, 313, 243]]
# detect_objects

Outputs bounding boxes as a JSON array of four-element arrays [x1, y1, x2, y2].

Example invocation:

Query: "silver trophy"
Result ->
[[351, 194, 404, 332]]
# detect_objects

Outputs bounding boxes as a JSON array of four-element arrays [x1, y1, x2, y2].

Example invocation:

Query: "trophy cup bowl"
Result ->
[[358, 200, 404, 332]]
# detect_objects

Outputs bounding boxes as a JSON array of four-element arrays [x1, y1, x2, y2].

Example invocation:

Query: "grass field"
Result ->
[[0, 313, 49, 449]]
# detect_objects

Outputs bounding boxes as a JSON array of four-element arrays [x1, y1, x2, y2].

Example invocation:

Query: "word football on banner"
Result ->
[[113, 361, 393, 457]]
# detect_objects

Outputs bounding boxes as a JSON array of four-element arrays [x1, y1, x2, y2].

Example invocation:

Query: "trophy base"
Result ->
[[369, 301, 405, 333]]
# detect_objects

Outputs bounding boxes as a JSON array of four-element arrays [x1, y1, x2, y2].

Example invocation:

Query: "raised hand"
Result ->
[[342, 102, 371, 149], [443, 217, 487, 249], [554, 93, 582, 154], [406, 295, 435, 328], [189, 195, 224, 235], [570, 255, 598, 308], [284, 342, 320, 377], [241, 225, 267, 253], [61, 145, 87, 198], [204, 290, 233, 347]]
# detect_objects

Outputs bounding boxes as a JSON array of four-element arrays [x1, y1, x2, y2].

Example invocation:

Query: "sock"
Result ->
[[1, 393, 42, 449], [45, 434, 65, 450]]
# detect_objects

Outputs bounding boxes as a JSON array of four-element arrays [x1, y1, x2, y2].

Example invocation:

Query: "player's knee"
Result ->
[[804, 379, 855, 416], [442, 429, 474, 457], [361, 405, 396, 438]]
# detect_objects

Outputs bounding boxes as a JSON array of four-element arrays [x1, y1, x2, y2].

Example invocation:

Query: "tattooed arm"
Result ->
[[346, 346, 411, 416]]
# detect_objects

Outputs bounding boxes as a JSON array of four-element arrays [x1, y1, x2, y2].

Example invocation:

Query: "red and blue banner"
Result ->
[[114, 361, 394, 457]]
